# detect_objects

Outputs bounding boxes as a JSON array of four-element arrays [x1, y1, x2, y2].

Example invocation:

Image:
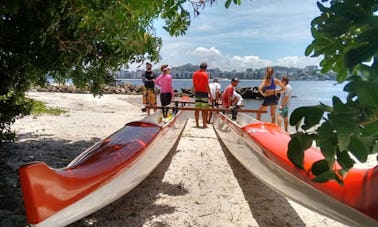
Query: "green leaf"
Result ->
[[356, 83, 378, 107], [288, 133, 314, 169], [345, 44, 376, 69], [304, 43, 314, 56], [311, 159, 330, 176], [289, 106, 325, 131], [348, 136, 369, 162], [361, 121, 378, 136], [312, 168, 343, 184], [317, 122, 337, 162], [336, 150, 355, 171], [225, 0, 231, 8]]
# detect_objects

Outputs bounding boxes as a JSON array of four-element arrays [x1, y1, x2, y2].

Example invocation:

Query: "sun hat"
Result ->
[[163, 65, 172, 71]]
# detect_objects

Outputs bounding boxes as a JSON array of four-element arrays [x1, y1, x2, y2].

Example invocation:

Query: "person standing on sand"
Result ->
[[221, 77, 239, 120], [277, 76, 293, 131], [141, 62, 157, 115], [192, 62, 210, 128], [155, 64, 174, 119], [207, 78, 221, 123], [256, 67, 286, 123]]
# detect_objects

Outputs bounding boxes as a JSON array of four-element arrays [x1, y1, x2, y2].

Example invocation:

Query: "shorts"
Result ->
[[279, 106, 289, 117], [195, 92, 209, 108], [262, 95, 278, 106], [143, 88, 156, 105]]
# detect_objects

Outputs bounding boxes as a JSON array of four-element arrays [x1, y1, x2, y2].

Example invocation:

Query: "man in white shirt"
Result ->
[[207, 78, 221, 123], [277, 76, 293, 131]]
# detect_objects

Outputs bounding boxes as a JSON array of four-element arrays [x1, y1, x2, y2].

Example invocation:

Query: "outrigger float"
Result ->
[[212, 111, 378, 227], [19, 103, 377, 226]]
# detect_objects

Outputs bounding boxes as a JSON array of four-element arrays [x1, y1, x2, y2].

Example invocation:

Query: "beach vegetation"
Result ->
[[288, 0, 378, 184], [30, 100, 68, 117]]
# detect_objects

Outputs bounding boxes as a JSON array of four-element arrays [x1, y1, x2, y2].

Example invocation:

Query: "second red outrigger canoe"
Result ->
[[19, 109, 188, 226], [213, 112, 377, 227]]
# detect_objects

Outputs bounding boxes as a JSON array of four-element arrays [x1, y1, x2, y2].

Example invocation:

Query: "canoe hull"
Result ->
[[213, 112, 378, 227], [19, 110, 188, 226]]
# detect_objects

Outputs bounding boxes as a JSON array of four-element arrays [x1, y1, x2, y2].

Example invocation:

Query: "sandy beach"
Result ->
[[0, 92, 349, 226]]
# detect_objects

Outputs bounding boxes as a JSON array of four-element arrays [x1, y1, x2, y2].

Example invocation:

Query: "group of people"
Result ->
[[141, 62, 292, 131]]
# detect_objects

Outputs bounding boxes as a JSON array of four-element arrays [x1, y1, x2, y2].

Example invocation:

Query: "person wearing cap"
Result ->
[[221, 78, 239, 120], [155, 64, 175, 118], [256, 67, 286, 123], [141, 62, 157, 115], [207, 78, 221, 123], [192, 62, 210, 128]]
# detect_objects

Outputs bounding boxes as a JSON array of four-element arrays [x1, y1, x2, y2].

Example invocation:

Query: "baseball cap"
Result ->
[[231, 77, 239, 82]]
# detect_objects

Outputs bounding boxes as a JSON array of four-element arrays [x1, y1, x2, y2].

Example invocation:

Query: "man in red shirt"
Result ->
[[221, 78, 239, 120], [192, 62, 210, 128]]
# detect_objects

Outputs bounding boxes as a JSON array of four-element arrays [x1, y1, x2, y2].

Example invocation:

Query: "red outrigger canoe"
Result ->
[[213, 112, 378, 227], [19, 110, 188, 226]]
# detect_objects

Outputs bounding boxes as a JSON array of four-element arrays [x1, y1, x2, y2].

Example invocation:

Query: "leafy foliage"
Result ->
[[289, 0, 378, 183], [1, 0, 239, 142]]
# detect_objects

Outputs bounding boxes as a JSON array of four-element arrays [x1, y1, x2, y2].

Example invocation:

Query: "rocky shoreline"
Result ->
[[30, 83, 145, 95]]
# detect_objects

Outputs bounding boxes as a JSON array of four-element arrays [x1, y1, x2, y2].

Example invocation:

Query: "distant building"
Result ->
[[304, 65, 318, 72]]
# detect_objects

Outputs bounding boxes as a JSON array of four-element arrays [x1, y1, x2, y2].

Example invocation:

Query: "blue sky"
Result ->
[[134, 0, 324, 72]]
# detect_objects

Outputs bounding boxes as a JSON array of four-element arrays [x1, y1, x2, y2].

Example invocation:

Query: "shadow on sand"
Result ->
[[217, 139, 307, 227]]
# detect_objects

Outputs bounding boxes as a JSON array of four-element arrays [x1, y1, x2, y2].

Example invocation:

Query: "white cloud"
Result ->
[[186, 46, 320, 71]]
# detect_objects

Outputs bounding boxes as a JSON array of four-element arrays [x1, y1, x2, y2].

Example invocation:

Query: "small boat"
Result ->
[[19, 109, 188, 226], [212, 112, 378, 227], [239, 87, 263, 99]]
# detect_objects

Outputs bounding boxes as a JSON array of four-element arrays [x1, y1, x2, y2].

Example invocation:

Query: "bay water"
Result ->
[[121, 79, 347, 121]]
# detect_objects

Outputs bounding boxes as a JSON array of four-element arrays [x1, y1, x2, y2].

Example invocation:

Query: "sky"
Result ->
[[132, 0, 324, 72]]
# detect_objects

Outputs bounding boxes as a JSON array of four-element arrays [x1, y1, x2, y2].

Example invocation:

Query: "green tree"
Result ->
[[288, 0, 378, 184], [1, 0, 242, 142]]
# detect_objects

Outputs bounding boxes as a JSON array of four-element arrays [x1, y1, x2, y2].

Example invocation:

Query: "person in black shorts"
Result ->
[[256, 67, 286, 123]]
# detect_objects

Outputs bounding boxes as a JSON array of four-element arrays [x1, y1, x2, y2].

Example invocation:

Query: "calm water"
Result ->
[[121, 79, 347, 118]]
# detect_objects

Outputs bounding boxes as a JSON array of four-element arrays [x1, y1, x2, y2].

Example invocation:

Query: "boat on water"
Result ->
[[19, 109, 188, 227], [212, 112, 378, 227]]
